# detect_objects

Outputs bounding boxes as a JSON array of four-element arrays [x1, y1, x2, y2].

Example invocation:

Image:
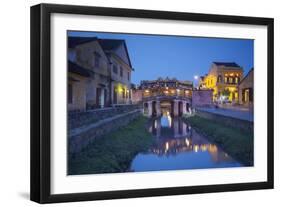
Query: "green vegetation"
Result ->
[[183, 115, 253, 166], [68, 116, 154, 175]]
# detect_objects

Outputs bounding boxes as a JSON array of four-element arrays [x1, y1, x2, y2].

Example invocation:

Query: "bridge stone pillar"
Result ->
[[156, 100, 161, 117], [156, 118, 161, 137], [147, 101, 153, 117], [182, 121, 187, 136], [173, 100, 179, 116], [173, 118, 179, 137], [182, 101, 187, 115]]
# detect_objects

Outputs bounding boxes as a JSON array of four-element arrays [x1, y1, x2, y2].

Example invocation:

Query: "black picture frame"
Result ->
[[30, 3, 274, 204]]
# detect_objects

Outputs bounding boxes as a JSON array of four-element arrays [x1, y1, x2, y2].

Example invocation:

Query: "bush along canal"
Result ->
[[68, 116, 154, 175], [183, 115, 254, 166]]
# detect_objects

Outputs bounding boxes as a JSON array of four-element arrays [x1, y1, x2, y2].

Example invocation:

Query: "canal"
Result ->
[[130, 111, 242, 172]]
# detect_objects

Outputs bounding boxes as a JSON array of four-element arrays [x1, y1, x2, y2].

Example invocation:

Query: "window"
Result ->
[[217, 75, 222, 83], [122, 88, 125, 98], [113, 64, 118, 74], [120, 66, 123, 77], [229, 77, 233, 83], [224, 77, 228, 83], [235, 77, 239, 83], [68, 84, 73, 104], [94, 52, 100, 68], [127, 72, 130, 81]]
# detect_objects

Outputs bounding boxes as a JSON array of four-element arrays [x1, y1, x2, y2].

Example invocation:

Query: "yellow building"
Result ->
[[202, 62, 243, 103], [238, 68, 254, 107]]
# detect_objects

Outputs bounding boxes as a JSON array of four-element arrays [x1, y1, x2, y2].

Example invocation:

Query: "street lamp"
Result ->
[[194, 75, 199, 89]]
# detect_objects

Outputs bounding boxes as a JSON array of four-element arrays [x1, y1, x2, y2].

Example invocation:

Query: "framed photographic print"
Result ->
[[30, 3, 274, 203]]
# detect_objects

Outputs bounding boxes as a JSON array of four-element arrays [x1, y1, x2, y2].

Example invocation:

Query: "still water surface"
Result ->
[[130, 112, 242, 172]]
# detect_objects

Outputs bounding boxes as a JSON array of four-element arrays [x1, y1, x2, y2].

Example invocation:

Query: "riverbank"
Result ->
[[68, 116, 154, 175], [183, 115, 253, 166]]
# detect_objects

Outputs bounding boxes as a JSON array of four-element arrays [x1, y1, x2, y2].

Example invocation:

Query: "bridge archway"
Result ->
[[178, 101, 183, 116], [143, 97, 191, 117]]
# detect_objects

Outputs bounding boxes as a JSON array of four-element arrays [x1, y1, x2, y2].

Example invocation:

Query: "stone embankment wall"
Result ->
[[68, 105, 142, 153], [196, 109, 253, 132], [68, 104, 141, 130], [192, 89, 213, 107]]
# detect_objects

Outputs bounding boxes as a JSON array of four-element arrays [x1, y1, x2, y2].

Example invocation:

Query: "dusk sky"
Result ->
[[68, 31, 254, 85]]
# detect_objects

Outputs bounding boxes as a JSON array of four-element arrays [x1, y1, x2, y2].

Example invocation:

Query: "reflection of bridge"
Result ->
[[140, 78, 193, 117]]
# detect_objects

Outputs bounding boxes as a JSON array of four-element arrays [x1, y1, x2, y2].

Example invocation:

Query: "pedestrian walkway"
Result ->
[[197, 107, 253, 122]]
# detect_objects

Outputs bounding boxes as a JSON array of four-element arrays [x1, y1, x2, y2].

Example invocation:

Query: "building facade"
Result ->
[[67, 37, 133, 111], [238, 68, 254, 107], [201, 62, 244, 103]]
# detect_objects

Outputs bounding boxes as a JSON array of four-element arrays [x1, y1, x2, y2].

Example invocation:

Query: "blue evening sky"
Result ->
[[68, 31, 254, 85]]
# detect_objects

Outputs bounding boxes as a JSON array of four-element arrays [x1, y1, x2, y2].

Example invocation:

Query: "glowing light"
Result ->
[[154, 120, 157, 128], [194, 145, 199, 152], [165, 142, 169, 152], [116, 85, 123, 94], [185, 139, 190, 147], [144, 89, 150, 93], [194, 75, 199, 80]]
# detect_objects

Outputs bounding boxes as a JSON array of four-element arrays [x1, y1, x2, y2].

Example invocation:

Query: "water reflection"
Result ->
[[130, 112, 242, 172]]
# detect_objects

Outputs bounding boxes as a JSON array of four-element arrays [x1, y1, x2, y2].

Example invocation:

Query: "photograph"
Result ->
[[67, 31, 254, 175]]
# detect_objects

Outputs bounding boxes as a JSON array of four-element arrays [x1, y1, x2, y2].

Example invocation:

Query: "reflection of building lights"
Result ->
[[209, 144, 218, 153], [185, 138, 190, 147], [165, 142, 169, 151], [165, 87, 169, 90], [164, 90, 169, 94], [154, 120, 157, 128], [194, 145, 199, 152], [201, 145, 207, 151], [167, 114, 172, 127], [145, 89, 150, 93]]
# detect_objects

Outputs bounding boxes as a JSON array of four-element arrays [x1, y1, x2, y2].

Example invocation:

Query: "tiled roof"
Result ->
[[68, 36, 133, 68], [68, 61, 90, 77], [213, 62, 241, 68], [98, 39, 124, 51], [68, 36, 97, 48]]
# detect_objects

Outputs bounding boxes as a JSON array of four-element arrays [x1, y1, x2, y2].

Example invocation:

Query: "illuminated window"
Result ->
[[224, 77, 228, 83], [218, 75, 222, 83]]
